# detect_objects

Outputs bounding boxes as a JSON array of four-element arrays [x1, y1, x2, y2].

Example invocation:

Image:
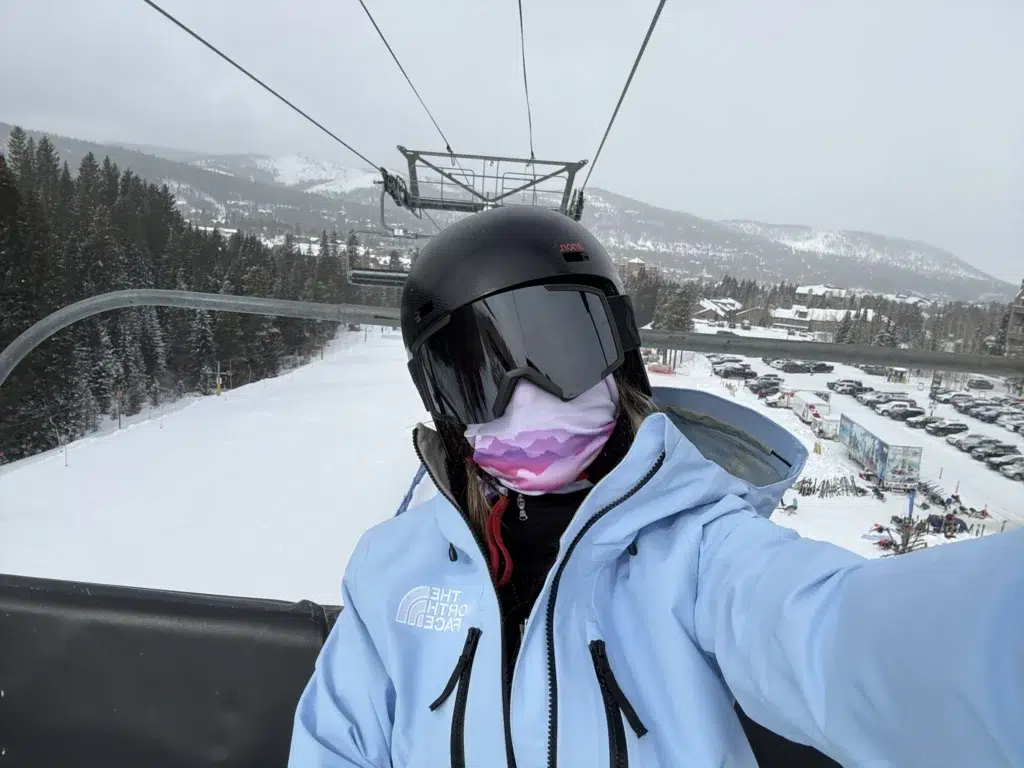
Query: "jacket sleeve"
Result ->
[[289, 536, 394, 767], [693, 500, 1023, 767]]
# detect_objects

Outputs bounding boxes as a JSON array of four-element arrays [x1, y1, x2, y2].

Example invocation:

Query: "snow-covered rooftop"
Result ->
[[772, 305, 876, 323]]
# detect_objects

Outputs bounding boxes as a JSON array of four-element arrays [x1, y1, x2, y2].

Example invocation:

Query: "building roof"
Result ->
[[795, 284, 849, 298], [695, 298, 744, 317], [771, 305, 876, 323]]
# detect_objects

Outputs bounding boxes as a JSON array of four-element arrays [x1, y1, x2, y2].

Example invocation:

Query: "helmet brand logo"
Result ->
[[559, 243, 585, 253]]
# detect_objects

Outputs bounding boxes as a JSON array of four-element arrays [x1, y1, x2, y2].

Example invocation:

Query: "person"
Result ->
[[288, 206, 1022, 767]]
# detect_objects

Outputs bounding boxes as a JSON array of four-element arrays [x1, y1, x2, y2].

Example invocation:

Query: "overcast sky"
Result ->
[[1, 0, 1021, 282]]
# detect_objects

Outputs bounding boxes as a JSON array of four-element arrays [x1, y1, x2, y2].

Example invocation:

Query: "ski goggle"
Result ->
[[408, 283, 641, 424]]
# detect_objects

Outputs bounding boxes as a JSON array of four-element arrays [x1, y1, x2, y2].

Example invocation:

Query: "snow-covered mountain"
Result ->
[[4, 124, 1014, 301], [578, 189, 1013, 301], [722, 220, 1001, 292], [189, 154, 380, 197]]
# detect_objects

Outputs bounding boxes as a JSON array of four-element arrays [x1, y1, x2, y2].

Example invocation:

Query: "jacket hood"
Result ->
[[408, 385, 806, 551]]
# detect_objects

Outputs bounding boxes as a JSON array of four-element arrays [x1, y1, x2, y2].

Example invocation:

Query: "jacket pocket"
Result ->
[[429, 627, 482, 768], [589, 639, 648, 768]]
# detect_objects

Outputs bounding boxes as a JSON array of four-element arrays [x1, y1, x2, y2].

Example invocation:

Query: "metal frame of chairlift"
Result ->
[[347, 147, 589, 288], [386, 147, 587, 219], [2, 291, 1023, 394], [346, 181, 433, 288]]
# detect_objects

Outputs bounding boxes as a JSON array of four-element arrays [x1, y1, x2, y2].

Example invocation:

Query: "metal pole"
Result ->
[[3, 290, 1024, 392]]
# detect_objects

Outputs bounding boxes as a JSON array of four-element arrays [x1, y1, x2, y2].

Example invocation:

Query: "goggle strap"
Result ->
[[608, 294, 641, 351]]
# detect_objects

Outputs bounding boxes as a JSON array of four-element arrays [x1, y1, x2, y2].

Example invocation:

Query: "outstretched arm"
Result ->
[[694, 501, 1023, 767], [289, 538, 394, 767]]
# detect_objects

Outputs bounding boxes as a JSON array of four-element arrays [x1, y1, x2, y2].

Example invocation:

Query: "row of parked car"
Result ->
[[943, 432, 1024, 481], [826, 378, 1024, 483], [708, 355, 758, 380], [930, 390, 1024, 436], [764, 358, 835, 374]]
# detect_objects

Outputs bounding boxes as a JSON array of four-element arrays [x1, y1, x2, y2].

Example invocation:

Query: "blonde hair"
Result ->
[[465, 369, 659, 539]]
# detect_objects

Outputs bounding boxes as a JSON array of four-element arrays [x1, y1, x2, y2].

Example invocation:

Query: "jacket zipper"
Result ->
[[429, 627, 483, 768], [412, 432, 518, 768], [589, 640, 648, 768], [545, 451, 666, 768]]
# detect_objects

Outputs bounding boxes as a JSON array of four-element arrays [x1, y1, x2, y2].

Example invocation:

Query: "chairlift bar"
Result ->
[[398, 146, 588, 167], [2, 291, 1022, 391]]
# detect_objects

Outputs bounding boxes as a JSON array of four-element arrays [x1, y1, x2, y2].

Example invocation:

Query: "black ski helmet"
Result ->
[[401, 206, 649, 426]]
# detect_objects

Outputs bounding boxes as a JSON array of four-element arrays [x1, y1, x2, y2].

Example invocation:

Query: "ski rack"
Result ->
[[2, 291, 1024, 391], [384, 147, 587, 220]]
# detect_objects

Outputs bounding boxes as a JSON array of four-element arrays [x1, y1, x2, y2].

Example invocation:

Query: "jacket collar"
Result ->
[[412, 386, 806, 558]]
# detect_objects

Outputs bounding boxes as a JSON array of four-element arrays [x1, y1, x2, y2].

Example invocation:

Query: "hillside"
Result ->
[[2, 123, 1013, 301]]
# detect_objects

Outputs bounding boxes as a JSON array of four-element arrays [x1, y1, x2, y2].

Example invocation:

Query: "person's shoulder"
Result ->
[[352, 492, 449, 575]]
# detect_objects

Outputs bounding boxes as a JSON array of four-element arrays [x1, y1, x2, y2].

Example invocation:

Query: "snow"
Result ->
[[254, 156, 378, 194], [1, 325, 1020, 605], [771, 305, 876, 323], [796, 285, 850, 298]]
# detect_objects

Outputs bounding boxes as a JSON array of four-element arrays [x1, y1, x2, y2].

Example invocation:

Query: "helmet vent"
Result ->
[[415, 301, 434, 322], [561, 249, 589, 263]]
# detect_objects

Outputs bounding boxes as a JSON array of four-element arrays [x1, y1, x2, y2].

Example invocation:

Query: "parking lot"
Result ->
[[648, 327, 1024, 531]]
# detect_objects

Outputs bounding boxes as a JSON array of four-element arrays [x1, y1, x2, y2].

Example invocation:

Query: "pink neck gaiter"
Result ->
[[464, 376, 619, 495]]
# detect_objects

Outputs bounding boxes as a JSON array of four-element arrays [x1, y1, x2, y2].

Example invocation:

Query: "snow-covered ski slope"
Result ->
[[1, 327, 1021, 604]]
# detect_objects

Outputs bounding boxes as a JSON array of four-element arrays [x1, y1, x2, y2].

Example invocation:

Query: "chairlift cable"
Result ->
[[516, 0, 537, 163], [140, 0, 380, 169], [580, 0, 668, 191], [422, 210, 442, 233], [516, 0, 538, 205], [355, 0, 467, 178]]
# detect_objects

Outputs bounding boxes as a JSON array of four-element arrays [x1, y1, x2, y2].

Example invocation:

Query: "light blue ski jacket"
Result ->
[[290, 387, 1023, 767]]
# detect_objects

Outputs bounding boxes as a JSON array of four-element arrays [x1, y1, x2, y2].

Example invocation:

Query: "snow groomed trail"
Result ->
[[1, 326, 1020, 604], [0, 329, 429, 603]]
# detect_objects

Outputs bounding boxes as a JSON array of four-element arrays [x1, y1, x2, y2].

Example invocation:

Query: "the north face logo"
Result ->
[[395, 585, 471, 632]]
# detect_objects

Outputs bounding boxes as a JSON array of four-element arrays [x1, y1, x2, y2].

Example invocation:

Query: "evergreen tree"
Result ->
[[187, 310, 217, 393], [834, 310, 853, 344], [873, 320, 898, 348]]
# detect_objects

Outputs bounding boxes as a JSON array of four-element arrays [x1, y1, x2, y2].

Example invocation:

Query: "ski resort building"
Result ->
[[770, 305, 878, 339], [1008, 280, 1024, 358], [795, 284, 850, 300], [692, 297, 743, 321]]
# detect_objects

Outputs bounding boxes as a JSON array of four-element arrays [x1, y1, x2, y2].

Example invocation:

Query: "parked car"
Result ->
[[810, 362, 834, 373], [876, 400, 915, 416], [707, 355, 743, 366], [970, 443, 1019, 460], [891, 407, 926, 422], [945, 433, 992, 449], [926, 420, 969, 436], [716, 365, 757, 379], [967, 378, 995, 390], [746, 374, 779, 387], [780, 361, 811, 373], [956, 436, 1000, 452], [857, 392, 886, 405], [976, 408, 1017, 424], [906, 415, 942, 429], [954, 399, 984, 413], [1002, 463, 1024, 481], [986, 454, 1024, 471], [827, 379, 863, 391]]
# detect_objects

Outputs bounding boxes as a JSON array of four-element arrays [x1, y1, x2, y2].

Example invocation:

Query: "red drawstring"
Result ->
[[474, 464, 590, 590], [486, 496, 513, 587]]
